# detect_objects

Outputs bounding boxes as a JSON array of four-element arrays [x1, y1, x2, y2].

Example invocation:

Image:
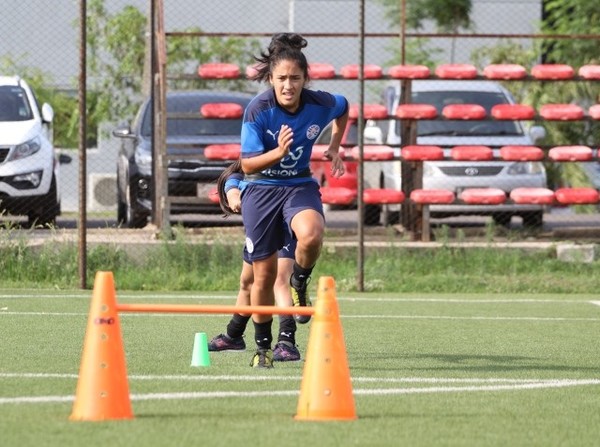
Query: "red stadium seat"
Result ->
[[539, 104, 584, 121], [548, 145, 593, 162], [499, 146, 544, 161], [401, 145, 444, 161], [340, 64, 383, 79], [308, 63, 336, 79], [350, 145, 395, 161], [435, 64, 478, 79], [387, 64, 431, 79], [555, 188, 600, 205], [531, 64, 574, 80], [483, 64, 527, 80], [578, 65, 600, 80], [320, 186, 357, 205], [363, 189, 405, 205], [451, 145, 493, 161], [204, 144, 241, 160], [510, 187, 555, 205], [410, 189, 455, 204], [395, 104, 438, 119], [491, 104, 535, 120], [197, 63, 240, 79], [348, 103, 388, 120], [442, 104, 486, 120], [588, 105, 600, 120], [460, 188, 506, 205], [200, 103, 243, 119]]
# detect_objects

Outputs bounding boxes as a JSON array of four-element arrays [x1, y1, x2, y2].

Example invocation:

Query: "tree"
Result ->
[[471, 0, 600, 199], [377, 0, 472, 64], [86, 0, 260, 127]]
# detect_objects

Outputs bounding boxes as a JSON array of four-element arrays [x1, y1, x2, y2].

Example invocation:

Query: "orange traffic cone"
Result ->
[[295, 276, 357, 421], [70, 271, 134, 421]]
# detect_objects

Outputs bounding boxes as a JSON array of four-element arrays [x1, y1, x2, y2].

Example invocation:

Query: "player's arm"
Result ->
[[325, 108, 349, 178], [241, 124, 294, 174]]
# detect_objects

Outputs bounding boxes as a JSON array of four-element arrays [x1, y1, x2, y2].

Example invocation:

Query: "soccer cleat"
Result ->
[[250, 348, 274, 368], [207, 333, 246, 352], [290, 276, 312, 324], [273, 341, 301, 362]]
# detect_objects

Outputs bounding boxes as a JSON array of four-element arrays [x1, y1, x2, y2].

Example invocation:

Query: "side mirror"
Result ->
[[112, 125, 135, 139], [529, 125, 546, 143], [58, 153, 72, 164], [41, 103, 54, 123]]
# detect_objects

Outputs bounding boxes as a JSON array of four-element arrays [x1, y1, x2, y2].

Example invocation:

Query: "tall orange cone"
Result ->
[[295, 276, 357, 421], [70, 271, 134, 421]]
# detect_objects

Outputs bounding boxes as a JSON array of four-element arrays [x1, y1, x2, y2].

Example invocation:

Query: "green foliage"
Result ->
[[377, 0, 472, 32], [2, 0, 260, 148], [86, 0, 260, 127], [541, 0, 600, 66], [377, 0, 472, 64], [2, 238, 600, 294]]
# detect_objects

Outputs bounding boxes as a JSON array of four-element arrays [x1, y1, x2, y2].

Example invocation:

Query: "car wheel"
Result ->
[[492, 212, 512, 228], [27, 175, 60, 228], [522, 211, 543, 229], [363, 204, 381, 226], [125, 184, 148, 229], [384, 210, 401, 226], [116, 172, 128, 226]]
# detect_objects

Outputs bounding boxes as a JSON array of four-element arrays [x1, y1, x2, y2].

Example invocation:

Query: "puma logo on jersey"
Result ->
[[266, 129, 280, 140]]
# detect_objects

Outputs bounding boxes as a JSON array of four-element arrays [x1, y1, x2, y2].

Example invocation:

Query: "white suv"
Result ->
[[370, 80, 547, 227], [0, 76, 60, 226]]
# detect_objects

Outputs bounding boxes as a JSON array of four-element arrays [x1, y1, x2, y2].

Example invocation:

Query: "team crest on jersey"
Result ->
[[306, 124, 320, 140]]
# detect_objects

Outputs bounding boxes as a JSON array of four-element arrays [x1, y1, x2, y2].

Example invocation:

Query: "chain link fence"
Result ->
[[1, 0, 599, 285]]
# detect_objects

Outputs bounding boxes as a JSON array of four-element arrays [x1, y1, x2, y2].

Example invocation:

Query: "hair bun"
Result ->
[[270, 33, 308, 52]]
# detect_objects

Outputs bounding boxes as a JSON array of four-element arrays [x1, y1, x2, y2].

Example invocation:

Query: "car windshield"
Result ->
[[0, 86, 33, 121], [141, 96, 244, 137], [395, 90, 522, 137]]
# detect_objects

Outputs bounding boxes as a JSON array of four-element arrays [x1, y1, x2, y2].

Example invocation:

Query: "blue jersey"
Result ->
[[240, 88, 348, 187]]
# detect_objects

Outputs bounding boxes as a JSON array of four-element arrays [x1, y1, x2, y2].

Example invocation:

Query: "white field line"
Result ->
[[1, 311, 599, 322], [0, 293, 595, 304], [1, 378, 600, 405], [591, 301, 600, 307], [2, 372, 582, 384]]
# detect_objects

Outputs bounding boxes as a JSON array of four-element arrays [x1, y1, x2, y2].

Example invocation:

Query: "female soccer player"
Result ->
[[207, 160, 301, 365], [239, 33, 349, 367]]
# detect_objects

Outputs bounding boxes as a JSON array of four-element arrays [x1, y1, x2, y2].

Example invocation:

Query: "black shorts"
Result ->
[[241, 181, 323, 262]]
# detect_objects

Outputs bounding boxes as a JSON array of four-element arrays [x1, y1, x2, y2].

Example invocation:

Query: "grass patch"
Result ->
[[1, 230, 599, 293], [1, 291, 600, 446]]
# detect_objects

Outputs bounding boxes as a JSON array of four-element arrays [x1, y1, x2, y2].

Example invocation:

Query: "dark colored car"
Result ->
[[113, 90, 253, 228]]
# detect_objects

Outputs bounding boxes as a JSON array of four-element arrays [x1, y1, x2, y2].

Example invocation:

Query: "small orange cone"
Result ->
[[295, 276, 357, 421], [70, 271, 134, 421]]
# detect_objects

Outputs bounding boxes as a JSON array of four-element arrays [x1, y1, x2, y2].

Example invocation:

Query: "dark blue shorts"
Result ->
[[242, 234, 296, 263], [241, 181, 323, 262]]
